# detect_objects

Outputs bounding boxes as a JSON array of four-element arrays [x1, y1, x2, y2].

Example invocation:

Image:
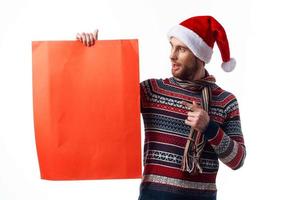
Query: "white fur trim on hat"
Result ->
[[167, 25, 213, 63], [221, 58, 236, 72]]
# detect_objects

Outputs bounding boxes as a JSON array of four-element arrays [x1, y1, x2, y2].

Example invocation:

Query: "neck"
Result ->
[[190, 60, 206, 81], [192, 67, 205, 81]]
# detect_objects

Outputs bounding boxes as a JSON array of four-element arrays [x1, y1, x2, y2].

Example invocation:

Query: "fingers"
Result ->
[[78, 32, 87, 46], [93, 29, 98, 40], [84, 33, 89, 46], [184, 111, 208, 132], [87, 33, 94, 46], [182, 100, 209, 132], [76, 30, 98, 47], [184, 119, 193, 127], [182, 100, 201, 111], [187, 111, 200, 118], [186, 115, 196, 121], [182, 101, 193, 110], [192, 101, 198, 107], [186, 110, 205, 124], [76, 33, 82, 42]]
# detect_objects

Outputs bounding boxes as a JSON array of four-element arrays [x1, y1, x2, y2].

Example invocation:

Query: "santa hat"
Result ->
[[167, 16, 236, 72]]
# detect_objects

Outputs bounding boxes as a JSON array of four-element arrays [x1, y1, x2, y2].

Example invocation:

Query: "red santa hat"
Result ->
[[167, 16, 236, 72]]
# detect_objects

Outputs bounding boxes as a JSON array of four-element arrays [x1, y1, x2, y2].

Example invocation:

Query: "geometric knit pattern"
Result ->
[[139, 78, 246, 199]]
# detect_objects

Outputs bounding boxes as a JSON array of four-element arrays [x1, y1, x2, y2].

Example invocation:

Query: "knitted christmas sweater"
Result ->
[[139, 77, 246, 199]]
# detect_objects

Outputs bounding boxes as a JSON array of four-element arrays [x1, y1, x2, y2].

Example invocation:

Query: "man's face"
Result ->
[[169, 37, 199, 81]]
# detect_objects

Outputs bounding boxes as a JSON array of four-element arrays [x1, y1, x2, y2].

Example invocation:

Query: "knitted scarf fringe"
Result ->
[[173, 73, 215, 175]]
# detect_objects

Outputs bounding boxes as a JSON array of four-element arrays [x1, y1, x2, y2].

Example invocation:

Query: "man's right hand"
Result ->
[[76, 29, 98, 47]]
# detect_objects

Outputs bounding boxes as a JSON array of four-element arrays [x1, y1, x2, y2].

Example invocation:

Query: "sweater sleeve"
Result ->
[[203, 95, 246, 170], [140, 80, 150, 113]]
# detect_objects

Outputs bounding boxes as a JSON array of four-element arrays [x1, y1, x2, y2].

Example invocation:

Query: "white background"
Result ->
[[1, 0, 300, 199]]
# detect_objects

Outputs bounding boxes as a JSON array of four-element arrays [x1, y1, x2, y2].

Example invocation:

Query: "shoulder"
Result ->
[[140, 78, 157, 86], [211, 84, 239, 110], [140, 78, 173, 88]]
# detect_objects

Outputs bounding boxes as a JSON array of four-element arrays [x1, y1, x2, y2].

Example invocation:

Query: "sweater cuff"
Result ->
[[203, 120, 220, 140]]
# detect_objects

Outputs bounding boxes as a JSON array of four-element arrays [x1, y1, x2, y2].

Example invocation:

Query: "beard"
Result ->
[[172, 61, 198, 81]]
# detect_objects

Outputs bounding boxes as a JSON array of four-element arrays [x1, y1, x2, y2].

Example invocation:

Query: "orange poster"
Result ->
[[32, 40, 141, 180]]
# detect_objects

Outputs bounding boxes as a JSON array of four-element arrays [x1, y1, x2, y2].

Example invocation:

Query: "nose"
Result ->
[[170, 48, 177, 61]]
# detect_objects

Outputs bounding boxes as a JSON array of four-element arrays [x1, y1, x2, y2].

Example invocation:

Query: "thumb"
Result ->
[[93, 29, 99, 40], [192, 101, 202, 111], [192, 101, 198, 106]]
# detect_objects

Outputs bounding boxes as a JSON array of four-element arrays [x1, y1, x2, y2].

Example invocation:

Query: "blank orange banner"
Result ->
[[32, 40, 141, 180]]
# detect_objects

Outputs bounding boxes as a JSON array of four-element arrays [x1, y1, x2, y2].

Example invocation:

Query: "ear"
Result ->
[[196, 58, 205, 68]]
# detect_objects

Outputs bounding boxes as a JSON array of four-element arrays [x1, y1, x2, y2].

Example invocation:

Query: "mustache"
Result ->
[[172, 62, 181, 66]]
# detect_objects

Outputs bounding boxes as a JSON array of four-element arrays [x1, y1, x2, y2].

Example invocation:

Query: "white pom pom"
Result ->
[[221, 58, 236, 72]]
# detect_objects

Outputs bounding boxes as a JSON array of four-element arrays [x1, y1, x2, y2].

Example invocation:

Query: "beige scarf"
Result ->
[[173, 72, 216, 174]]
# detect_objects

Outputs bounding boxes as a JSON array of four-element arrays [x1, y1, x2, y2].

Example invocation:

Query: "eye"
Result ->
[[179, 47, 186, 53]]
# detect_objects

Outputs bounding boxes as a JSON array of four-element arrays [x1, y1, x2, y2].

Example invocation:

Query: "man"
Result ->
[[77, 16, 246, 200]]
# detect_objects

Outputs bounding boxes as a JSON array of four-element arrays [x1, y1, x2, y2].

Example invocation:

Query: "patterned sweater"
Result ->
[[139, 77, 246, 199]]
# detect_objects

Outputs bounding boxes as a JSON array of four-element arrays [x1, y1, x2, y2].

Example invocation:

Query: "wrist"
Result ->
[[203, 119, 219, 140], [199, 115, 210, 133]]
